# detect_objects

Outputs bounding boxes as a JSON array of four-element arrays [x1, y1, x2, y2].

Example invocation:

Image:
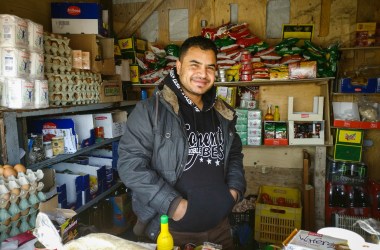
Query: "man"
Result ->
[[117, 36, 246, 249]]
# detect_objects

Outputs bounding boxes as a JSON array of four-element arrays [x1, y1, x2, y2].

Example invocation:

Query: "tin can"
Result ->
[[240, 61, 252, 71], [52, 136, 64, 156], [94, 126, 104, 139], [240, 50, 251, 62], [240, 73, 252, 81]]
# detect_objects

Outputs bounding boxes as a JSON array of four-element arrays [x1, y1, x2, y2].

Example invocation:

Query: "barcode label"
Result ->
[[5, 66, 13, 71], [57, 20, 70, 26], [3, 34, 11, 39]]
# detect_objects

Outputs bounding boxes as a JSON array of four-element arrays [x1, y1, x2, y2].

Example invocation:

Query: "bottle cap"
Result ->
[[160, 214, 169, 224]]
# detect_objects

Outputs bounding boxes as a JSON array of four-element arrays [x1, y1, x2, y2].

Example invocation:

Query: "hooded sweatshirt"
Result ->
[[165, 68, 236, 232]]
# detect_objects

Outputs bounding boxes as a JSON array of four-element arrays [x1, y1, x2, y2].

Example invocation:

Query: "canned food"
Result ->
[[240, 61, 252, 71], [240, 51, 251, 62], [240, 73, 252, 81], [94, 126, 104, 139], [52, 136, 64, 156]]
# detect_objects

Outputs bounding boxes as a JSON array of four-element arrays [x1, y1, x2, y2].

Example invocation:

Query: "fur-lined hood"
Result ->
[[159, 84, 235, 121]]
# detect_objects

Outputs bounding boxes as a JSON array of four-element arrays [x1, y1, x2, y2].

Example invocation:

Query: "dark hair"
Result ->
[[179, 36, 218, 61]]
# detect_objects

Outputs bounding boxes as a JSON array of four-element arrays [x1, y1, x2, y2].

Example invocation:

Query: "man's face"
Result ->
[[176, 47, 217, 100]]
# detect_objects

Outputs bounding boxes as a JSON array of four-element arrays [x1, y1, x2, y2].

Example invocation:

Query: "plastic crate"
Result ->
[[254, 185, 302, 244], [332, 214, 372, 240], [229, 209, 254, 227]]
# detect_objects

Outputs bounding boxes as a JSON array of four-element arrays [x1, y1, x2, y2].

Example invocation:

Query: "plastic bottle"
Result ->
[[157, 215, 174, 250], [273, 105, 280, 121], [264, 105, 274, 121]]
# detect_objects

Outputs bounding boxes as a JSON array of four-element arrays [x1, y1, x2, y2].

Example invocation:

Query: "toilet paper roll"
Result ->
[[120, 60, 131, 81]]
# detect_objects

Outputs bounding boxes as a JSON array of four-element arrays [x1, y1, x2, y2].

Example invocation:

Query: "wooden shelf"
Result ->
[[0, 101, 137, 118], [127, 78, 335, 88], [339, 46, 380, 51], [332, 92, 380, 96], [214, 77, 334, 87]]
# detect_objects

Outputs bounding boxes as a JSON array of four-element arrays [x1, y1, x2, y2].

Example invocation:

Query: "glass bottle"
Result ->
[[273, 105, 280, 121], [157, 215, 174, 250], [264, 105, 274, 121]]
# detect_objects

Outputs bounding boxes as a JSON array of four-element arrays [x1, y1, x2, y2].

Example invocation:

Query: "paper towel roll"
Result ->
[[120, 60, 131, 81]]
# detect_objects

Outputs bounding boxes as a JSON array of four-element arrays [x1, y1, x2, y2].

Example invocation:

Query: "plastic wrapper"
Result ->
[[246, 41, 269, 54], [275, 37, 299, 50], [214, 37, 235, 48], [358, 97, 379, 121], [33, 212, 64, 250], [165, 43, 179, 57], [354, 218, 380, 244], [236, 35, 261, 48]]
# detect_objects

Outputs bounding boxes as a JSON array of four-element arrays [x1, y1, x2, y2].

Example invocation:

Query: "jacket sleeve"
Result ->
[[226, 124, 246, 202], [117, 100, 181, 216]]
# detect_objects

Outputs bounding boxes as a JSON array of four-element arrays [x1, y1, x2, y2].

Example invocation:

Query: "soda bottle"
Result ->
[[157, 215, 174, 250]]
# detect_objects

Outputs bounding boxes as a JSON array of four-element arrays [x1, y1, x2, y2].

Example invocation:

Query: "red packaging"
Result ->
[[240, 73, 252, 81], [240, 61, 252, 71], [240, 51, 251, 62]]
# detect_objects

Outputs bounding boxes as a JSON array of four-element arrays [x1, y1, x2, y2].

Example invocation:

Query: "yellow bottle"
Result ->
[[157, 215, 174, 250], [273, 105, 280, 121]]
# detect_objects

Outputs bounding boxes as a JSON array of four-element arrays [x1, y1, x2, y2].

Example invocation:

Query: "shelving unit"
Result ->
[[0, 101, 137, 165], [332, 46, 380, 183], [0, 101, 137, 217]]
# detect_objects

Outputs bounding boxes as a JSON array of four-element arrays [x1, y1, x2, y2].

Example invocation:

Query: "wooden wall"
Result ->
[[113, 0, 379, 47]]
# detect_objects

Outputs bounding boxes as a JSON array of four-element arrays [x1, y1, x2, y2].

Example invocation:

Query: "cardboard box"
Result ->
[[109, 193, 135, 228], [40, 195, 78, 244], [66, 34, 114, 74], [339, 78, 377, 93], [118, 37, 147, 52], [288, 120, 325, 145], [51, 2, 104, 35], [288, 96, 324, 121], [53, 162, 106, 197], [284, 230, 348, 250], [60, 114, 95, 146], [332, 102, 380, 129], [334, 128, 363, 162], [99, 75, 123, 103], [93, 110, 127, 138], [55, 172, 90, 209], [216, 86, 237, 108]]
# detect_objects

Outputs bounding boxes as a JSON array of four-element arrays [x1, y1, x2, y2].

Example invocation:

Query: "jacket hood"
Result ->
[[158, 69, 235, 121], [163, 68, 217, 112]]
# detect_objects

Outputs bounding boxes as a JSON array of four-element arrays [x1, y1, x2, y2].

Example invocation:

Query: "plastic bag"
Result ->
[[354, 218, 380, 244]]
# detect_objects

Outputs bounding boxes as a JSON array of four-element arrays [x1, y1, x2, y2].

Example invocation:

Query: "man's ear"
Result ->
[[176, 60, 181, 72]]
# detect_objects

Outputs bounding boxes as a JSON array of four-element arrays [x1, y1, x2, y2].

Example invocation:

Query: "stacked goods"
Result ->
[[44, 33, 102, 106], [0, 164, 46, 242], [0, 14, 48, 109], [202, 23, 340, 80], [356, 22, 378, 47]]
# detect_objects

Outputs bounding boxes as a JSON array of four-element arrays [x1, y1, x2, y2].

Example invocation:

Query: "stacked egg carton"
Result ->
[[0, 14, 48, 109], [44, 33, 101, 106], [0, 165, 45, 242]]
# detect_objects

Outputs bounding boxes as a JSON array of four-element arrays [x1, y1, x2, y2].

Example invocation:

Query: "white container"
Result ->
[[1, 47, 30, 77], [26, 19, 43, 52], [34, 79, 48, 108], [0, 76, 6, 107], [30, 52, 44, 78], [0, 15, 28, 49], [6, 77, 34, 109]]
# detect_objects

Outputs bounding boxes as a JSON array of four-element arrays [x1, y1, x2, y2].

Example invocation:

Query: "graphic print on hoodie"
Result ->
[[166, 69, 236, 232]]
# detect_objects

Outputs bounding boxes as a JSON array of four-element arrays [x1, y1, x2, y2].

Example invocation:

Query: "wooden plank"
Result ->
[[319, 0, 332, 37], [0, 118, 7, 165], [314, 146, 327, 230], [115, 0, 165, 38], [243, 146, 314, 195]]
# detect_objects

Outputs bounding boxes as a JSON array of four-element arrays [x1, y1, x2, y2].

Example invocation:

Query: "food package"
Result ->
[[288, 61, 317, 79]]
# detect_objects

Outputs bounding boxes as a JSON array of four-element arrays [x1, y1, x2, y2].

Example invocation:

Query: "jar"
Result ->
[[43, 141, 53, 158], [52, 136, 64, 156]]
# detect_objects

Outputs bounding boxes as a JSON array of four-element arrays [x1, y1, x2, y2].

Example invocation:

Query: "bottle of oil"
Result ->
[[264, 105, 274, 121], [157, 215, 174, 250], [273, 105, 280, 121]]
